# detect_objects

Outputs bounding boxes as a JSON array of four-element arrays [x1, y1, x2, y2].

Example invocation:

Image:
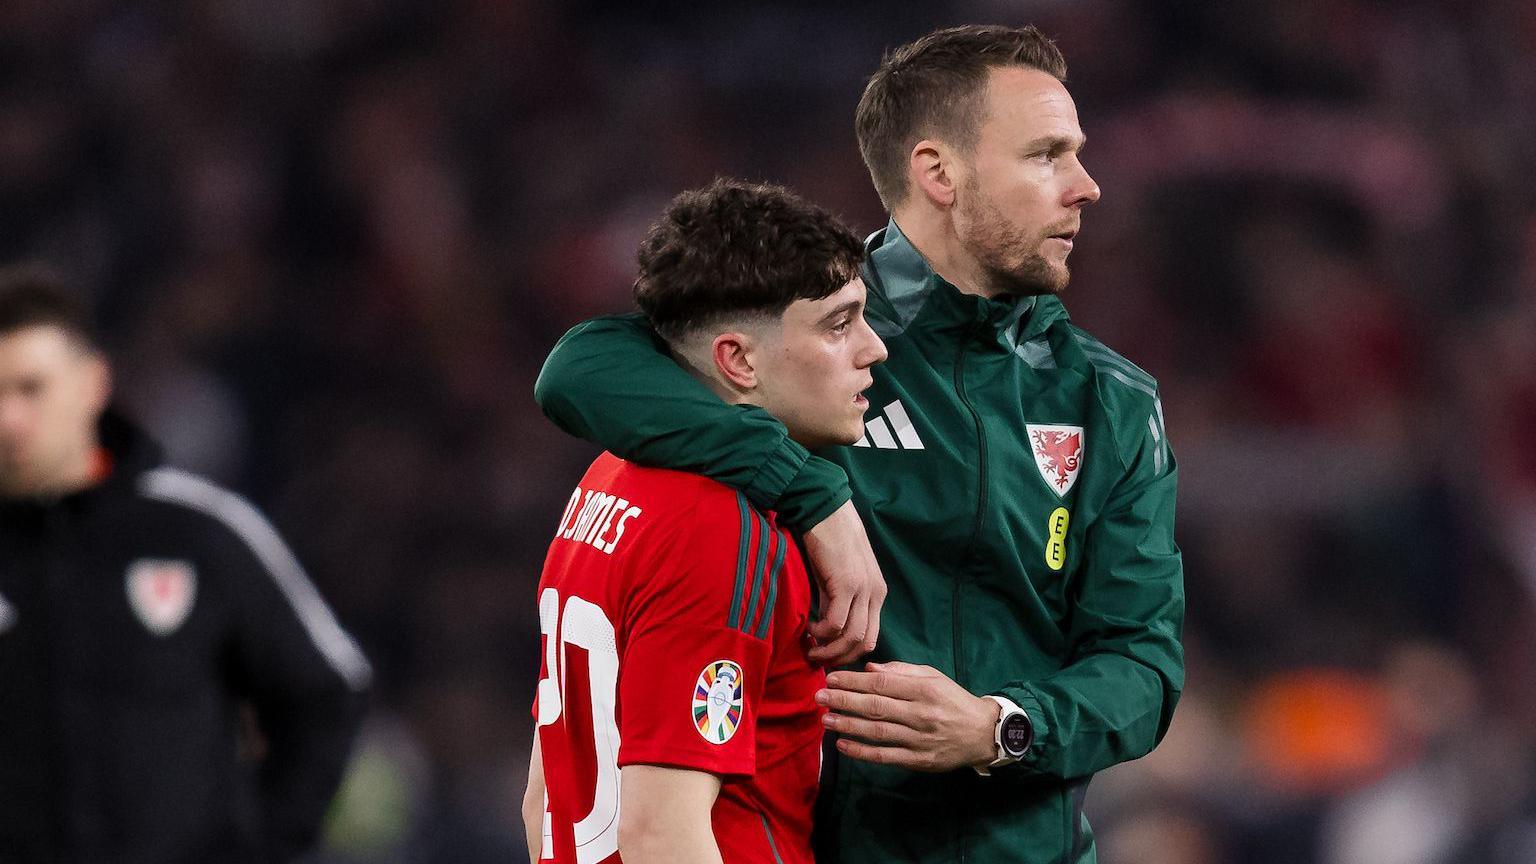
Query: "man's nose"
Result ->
[[1066, 162, 1101, 209], [862, 327, 888, 366]]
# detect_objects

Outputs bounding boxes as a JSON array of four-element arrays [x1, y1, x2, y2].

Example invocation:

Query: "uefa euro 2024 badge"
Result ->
[[693, 660, 744, 744]]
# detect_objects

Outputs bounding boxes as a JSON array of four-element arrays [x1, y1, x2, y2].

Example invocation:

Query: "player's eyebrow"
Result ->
[[1023, 133, 1086, 154], [818, 299, 863, 326]]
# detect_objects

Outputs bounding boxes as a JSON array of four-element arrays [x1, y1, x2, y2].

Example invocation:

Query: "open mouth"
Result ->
[[854, 383, 874, 408]]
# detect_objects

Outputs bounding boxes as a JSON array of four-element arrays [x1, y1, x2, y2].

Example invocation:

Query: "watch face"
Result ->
[[1001, 713, 1032, 757]]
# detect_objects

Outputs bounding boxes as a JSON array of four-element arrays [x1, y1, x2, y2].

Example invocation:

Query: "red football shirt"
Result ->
[[533, 452, 824, 864]]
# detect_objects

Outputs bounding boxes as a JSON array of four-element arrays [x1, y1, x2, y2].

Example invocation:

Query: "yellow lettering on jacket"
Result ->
[[1045, 507, 1070, 571]]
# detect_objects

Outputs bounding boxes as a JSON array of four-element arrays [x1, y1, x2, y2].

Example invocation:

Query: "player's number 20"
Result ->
[[537, 587, 621, 863]]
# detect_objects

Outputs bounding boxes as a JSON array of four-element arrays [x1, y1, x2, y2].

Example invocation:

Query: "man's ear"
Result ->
[[82, 352, 112, 416], [911, 139, 959, 208], [711, 331, 758, 391]]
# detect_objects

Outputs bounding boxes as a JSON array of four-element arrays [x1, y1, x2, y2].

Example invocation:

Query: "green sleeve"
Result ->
[[533, 313, 851, 529], [997, 415, 1185, 780]]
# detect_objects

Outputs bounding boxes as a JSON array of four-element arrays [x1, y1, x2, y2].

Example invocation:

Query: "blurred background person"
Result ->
[[0, 268, 369, 863], [1, 2, 1533, 862]]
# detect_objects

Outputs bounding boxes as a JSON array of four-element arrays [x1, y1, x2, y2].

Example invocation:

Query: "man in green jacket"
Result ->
[[534, 24, 1184, 864]]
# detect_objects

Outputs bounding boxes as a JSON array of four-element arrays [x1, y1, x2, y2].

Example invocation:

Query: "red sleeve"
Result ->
[[617, 489, 788, 778]]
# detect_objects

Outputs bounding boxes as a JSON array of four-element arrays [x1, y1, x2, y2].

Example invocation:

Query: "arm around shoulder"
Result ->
[[533, 313, 852, 523], [534, 314, 671, 438]]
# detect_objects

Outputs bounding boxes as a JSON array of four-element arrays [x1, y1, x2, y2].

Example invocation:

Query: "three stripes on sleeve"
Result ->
[[728, 493, 787, 640]]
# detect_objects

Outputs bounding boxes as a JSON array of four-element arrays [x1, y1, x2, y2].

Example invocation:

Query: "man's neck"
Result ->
[[889, 207, 998, 299], [1, 446, 105, 501]]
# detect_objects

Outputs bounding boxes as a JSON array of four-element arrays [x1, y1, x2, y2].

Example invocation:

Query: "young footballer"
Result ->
[[522, 179, 886, 864]]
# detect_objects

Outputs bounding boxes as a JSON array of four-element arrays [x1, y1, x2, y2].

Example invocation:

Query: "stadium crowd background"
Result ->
[[3, 0, 1534, 861]]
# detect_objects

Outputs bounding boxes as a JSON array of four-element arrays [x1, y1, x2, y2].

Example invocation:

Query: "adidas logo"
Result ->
[[854, 400, 925, 450]]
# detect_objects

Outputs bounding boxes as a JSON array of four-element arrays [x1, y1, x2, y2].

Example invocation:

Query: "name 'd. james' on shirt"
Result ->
[[553, 486, 643, 555]]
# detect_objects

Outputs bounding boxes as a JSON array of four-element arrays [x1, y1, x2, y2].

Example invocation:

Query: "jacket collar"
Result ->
[[96, 408, 164, 489], [862, 219, 1070, 348]]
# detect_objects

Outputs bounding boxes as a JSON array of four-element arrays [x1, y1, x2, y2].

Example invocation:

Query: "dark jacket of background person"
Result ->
[[0, 411, 371, 864]]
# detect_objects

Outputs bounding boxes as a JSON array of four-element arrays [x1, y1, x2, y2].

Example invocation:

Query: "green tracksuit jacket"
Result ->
[[534, 222, 1185, 864]]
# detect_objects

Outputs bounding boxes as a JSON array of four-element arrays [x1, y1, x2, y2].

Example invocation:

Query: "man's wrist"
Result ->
[[971, 696, 1004, 771], [973, 695, 1031, 776], [774, 455, 851, 530]]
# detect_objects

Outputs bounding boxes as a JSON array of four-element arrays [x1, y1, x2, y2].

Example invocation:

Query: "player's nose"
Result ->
[[858, 321, 888, 367], [1066, 161, 1101, 209]]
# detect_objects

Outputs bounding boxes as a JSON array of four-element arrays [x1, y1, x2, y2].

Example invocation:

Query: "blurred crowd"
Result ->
[[3, 0, 1534, 861]]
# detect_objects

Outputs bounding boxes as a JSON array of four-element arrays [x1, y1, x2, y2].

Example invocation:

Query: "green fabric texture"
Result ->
[[533, 315, 851, 529], [534, 221, 1185, 864]]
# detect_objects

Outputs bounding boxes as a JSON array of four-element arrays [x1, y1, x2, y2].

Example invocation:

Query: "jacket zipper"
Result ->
[[952, 313, 991, 671], [952, 313, 991, 864]]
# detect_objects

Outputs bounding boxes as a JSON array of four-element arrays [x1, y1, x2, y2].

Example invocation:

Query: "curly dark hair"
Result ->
[[634, 178, 865, 344], [0, 265, 97, 349], [856, 24, 1068, 209]]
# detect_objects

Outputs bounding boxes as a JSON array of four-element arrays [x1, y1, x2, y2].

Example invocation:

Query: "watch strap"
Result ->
[[974, 695, 1028, 777]]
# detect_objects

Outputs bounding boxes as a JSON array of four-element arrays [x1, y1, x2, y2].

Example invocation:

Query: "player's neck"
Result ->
[[1, 441, 104, 500], [891, 206, 1001, 299]]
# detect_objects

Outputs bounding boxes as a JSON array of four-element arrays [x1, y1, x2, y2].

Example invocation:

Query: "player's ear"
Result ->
[[911, 139, 958, 209], [712, 331, 758, 391], [80, 351, 112, 416]]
